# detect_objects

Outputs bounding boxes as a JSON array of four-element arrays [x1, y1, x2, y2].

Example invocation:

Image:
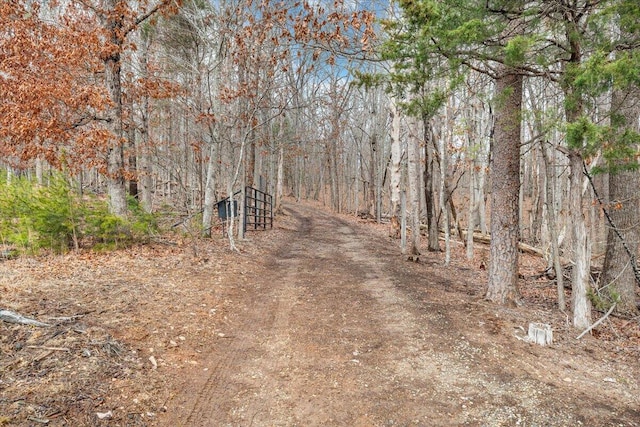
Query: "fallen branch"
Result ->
[[0, 309, 50, 327], [27, 417, 50, 425], [457, 230, 573, 264], [576, 303, 617, 340], [26, 345, 70, 352], [45, 312, 92, 322]]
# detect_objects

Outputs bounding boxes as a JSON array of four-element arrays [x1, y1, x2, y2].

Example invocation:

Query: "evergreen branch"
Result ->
[[431, 41, 561, 82]]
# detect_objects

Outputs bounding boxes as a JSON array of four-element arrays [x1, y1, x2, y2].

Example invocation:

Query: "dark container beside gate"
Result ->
[[217, 199, 238, 219]]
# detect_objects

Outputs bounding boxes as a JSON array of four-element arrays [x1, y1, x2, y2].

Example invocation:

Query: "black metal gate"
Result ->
[[217, 186, 273, 233], [243, 186, 273, 232]]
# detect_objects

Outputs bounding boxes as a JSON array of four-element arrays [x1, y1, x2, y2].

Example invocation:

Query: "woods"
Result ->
[[2, 0, 639, 328]]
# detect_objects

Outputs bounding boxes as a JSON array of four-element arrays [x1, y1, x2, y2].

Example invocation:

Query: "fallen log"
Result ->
[[0, 309, 51, 327], [423, 225, 595, 267], [458, 230, 573, 265]]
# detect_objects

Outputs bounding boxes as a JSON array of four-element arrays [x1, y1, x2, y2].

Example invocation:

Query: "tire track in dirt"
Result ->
[[180, 286, 280, 425], [161, 202, 449, 426], [160, 201, 640, 427]]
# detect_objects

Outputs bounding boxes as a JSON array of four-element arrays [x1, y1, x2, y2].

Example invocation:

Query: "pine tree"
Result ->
[[383, 0, 528, 304]]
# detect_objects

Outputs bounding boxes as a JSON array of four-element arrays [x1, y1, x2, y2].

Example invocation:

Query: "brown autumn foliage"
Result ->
[[0, 0, 180, 176], [1, 0, 373, 186], [0, 0, 107, 171]]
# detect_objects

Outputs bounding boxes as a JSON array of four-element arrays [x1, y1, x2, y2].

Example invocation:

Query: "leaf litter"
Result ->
[[0, 200, 639, 426]]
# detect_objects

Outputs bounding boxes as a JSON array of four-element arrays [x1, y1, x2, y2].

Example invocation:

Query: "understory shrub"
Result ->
[[0, 174, 157, 253]]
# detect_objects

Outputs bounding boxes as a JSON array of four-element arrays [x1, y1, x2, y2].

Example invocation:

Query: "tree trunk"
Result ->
[[530, 145, 545, 245], [369, 134, 377, 217], [389, 98, 402, 239], [104, 0, 128, 218], [325, 80, 341, 212], [560, 5, 592, 329], [138, 117, 153, 212], [406, 118, 421, 261], [423, 117, 440, 251], [138, 30, 153, 213], [247, 131, 256, 189], [466, 155, 475, 260], [477, 156, 488, 235], [35, 157, 44, 186], [275, 143, 284, 214], [600, 85, 640, 316], [202, 143, 217, 237], [601, 168, 640, 315], [440, 121, 450, 265], [569, 151, 591, 328], [486, 66, 522, 305], [541, 142, 565, 310], [127, 120, 138, 199], [107, 144, 128, 217]]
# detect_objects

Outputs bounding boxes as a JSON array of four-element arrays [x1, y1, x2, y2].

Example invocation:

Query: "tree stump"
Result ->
[[527, 323, 553, 346]]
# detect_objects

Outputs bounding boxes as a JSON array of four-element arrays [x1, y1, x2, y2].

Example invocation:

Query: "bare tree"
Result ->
[[389, 97, 403, 238], [406, 117, 421, 261]]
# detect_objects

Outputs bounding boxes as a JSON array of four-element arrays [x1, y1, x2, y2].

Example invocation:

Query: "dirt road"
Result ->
[[160, 202, 639, 427]]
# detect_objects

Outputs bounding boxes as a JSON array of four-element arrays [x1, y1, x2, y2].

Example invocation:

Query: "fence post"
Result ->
[[240, 186, 246, 236]]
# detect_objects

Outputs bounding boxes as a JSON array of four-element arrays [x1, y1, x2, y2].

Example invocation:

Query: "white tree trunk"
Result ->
[[238, 183, 245, 240], [401, 190, 407, 252], [389, 98, 402, 238], [441, 125, 450, 265], [477, 162, 488, 235], [138, 32, 153, 213], [202, 144, 217, 237], [35, 157, 44, 186], [138, 137, 153, 213], [542, 143, 565, 310], [569, 152, 592, 329], [107, 146, 128, 217], [275, 143, 284, 213], [406, 118, 421, 260], [466, 153, 475, 260]]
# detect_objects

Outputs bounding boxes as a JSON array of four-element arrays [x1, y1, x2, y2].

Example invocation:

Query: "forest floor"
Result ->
[[1, 199, 639, 427]]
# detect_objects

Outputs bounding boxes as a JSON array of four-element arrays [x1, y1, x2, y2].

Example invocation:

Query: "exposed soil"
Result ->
[[1, 200, 639, 426]]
